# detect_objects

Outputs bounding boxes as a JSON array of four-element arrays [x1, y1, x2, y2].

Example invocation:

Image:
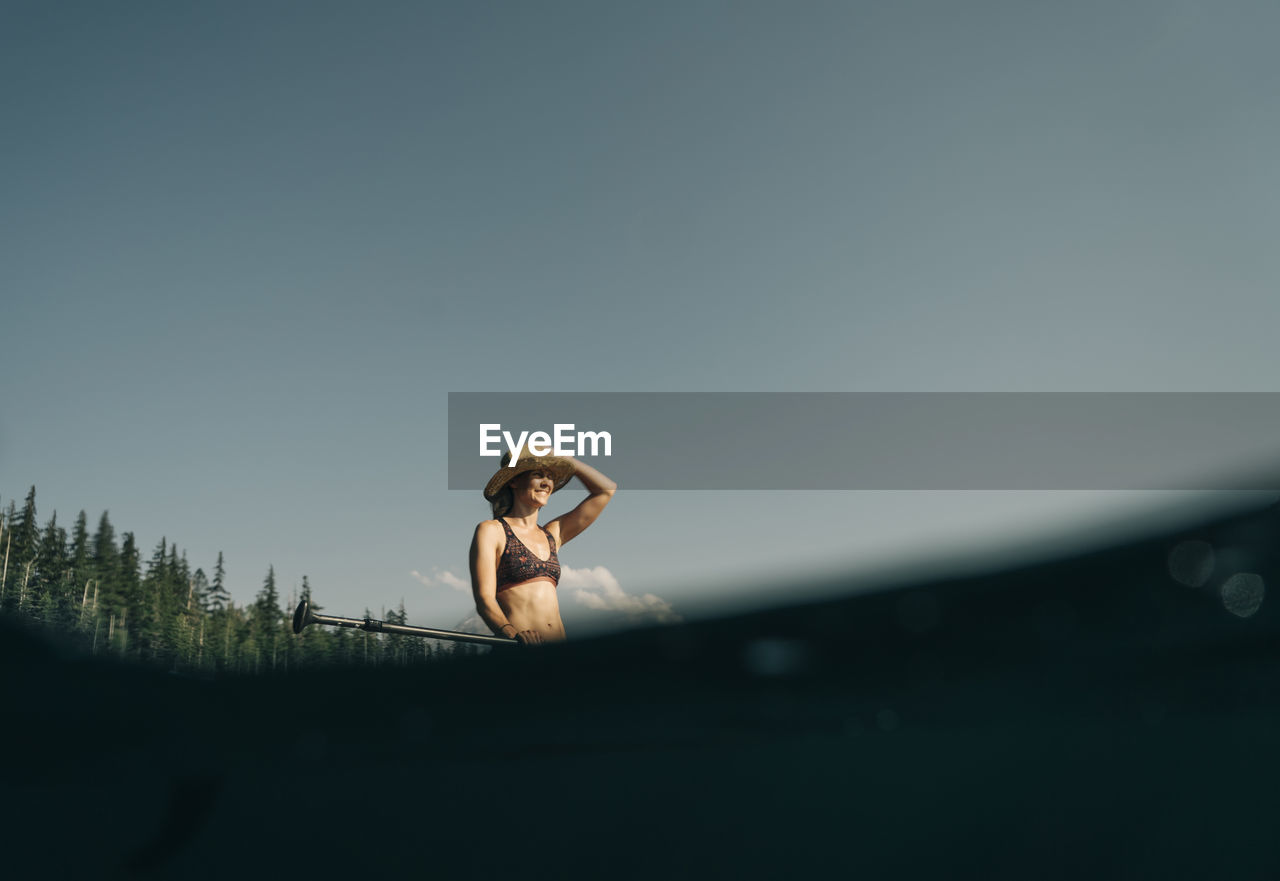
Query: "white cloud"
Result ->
[[410, 568, 469, 592], [562, 565, 682, 625]]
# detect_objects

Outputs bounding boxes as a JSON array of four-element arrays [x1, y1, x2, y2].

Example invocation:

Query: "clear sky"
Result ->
[[4, 1, 1278, 635]]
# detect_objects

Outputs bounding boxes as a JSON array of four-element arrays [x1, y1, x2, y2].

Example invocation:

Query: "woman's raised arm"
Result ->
[[549, 458, 616, 546]]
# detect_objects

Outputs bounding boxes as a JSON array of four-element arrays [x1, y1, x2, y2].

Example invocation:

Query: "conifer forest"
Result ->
[[0, 486, 460, 673]]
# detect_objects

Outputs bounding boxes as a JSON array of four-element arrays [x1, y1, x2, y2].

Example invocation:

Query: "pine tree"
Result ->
[[167, 545, 191, 599], [32, 512, 69, 624], [0, 501, 13, 608], [161, 543, 193, 669], [207, 600, 233, 674], [253, 565, 282, 673], [11, 487, 39, 567], [3, 486, 38, 613], [117, 533, 142, 658], [235, 601, 258, 674], [207, 552, 229, 612], [187, 568, 210, 668], [138, 536, 171, 663], [382, 600, 409, 666], [68, 512, 92, 625], [89, 512, 119, 645], [191, 568, 209, 611]]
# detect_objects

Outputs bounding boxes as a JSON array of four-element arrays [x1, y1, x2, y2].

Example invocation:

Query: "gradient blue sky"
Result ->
[[4, 1, 1278, 633]]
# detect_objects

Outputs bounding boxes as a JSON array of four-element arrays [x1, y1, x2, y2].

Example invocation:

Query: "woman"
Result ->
[[469, 453, 616, 644]]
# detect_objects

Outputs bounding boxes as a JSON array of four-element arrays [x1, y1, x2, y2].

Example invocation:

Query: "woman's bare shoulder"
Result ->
[[474, 519, 505, 540]]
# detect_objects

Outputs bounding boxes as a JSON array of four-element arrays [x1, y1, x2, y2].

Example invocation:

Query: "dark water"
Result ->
[[3, 501, 1278, 879]]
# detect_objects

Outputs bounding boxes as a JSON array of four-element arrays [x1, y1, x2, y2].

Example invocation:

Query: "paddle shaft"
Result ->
[[308, 610, 519, 647]]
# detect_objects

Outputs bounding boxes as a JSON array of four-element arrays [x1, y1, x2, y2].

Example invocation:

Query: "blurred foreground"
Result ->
[[3, 499, 1278, 879]]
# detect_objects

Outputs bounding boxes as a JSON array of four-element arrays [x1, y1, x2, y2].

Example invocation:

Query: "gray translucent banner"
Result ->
[[448, 393, 1280, 490]]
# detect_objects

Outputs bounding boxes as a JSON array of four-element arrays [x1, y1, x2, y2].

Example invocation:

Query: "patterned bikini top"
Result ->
[[495, 518, 560, 591]]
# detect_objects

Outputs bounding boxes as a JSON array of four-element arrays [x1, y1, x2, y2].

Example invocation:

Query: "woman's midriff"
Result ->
[[497, 578, 565, 641]]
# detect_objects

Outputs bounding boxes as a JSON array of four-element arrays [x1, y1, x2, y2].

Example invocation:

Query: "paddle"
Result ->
[[291, 600, 519, 647]]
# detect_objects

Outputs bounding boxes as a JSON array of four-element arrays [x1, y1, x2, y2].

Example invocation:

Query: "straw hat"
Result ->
[[483, 452, 576, 501]]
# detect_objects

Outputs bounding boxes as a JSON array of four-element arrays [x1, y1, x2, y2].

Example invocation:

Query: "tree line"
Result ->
[[0, 486, 465, 674]]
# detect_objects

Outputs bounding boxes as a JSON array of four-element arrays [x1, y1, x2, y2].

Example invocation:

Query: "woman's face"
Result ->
[[512, 470, 554, 508]]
